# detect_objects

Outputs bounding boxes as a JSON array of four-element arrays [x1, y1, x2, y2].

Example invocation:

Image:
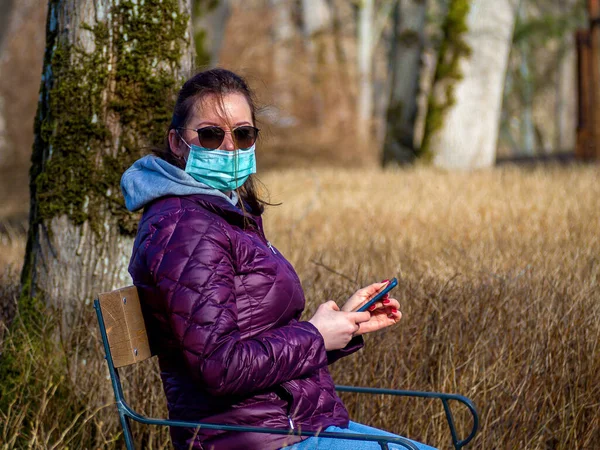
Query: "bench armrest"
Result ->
[[335, 385, 479, 450]]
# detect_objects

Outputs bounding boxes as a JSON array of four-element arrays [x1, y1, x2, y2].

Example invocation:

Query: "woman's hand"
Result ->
[[309, 301, 371, 350], [340, 281, 402, 336]]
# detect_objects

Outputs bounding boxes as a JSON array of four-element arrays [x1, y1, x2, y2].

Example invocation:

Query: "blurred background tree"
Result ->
[[382, 0, 427, 165], [500, 0, 586, 157], [192, 0, 230, 67], [0, 0, 592, 225], [423, 0, 517, 169]]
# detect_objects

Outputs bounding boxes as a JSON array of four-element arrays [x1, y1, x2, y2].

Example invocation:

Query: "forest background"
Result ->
[[0, 0, 599, 449]]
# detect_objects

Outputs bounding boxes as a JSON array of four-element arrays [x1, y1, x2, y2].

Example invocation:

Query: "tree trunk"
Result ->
[[21, 0, 194, 324], [301, 0, 332, 123], [192, 0, 229, 67], [302, 0, 331, 37], [555, 34, 576, 152], [270, 0, 296, 115], [430, 0, 518, 169], [517, 2, 535, 156], [357, 0, 374, 143], [519, 43, 536, 155], [0, 0, 12, 167], [0, 96, 5, 169], [593, 0, 600, 159], [382, 0, 427, 165], [0, 0, 46, 171]]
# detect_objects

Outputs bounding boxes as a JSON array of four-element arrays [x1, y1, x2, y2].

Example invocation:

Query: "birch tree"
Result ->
[[427, 0, 518, 169], [21, 0, 194, 321]]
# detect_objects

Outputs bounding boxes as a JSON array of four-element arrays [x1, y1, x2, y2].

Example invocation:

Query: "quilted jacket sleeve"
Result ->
[[145, 209, 329, 397], [326, 336, 364, 365]]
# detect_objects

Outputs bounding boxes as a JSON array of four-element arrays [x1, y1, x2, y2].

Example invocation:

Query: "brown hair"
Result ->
[[154, 68, 268, 215]]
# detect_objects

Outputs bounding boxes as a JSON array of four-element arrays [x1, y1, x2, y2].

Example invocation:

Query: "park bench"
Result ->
[[94, 286, 479, 450]]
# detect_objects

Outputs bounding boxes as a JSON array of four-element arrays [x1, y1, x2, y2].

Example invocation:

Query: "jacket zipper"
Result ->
[[276, 385, 295, 430], [253, 223, 277, 255]]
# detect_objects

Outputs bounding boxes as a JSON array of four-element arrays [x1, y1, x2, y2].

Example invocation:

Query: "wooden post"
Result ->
[[576, 0, 600, 160], [589, 0, 599, 159], [591, 0, 600, 159]]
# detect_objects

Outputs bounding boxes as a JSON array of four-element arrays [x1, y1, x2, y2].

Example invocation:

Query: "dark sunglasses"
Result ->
[[178, 125, 259, 150]]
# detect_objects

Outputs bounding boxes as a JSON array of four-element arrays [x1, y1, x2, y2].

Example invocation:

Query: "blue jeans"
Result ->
[[281, 421, 437, 450]]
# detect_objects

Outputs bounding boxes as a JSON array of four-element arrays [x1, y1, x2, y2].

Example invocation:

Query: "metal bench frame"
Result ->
[[94, 287, 478, 450]]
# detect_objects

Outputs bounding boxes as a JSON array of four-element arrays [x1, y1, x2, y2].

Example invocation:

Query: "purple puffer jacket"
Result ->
[[128, 193, 364, 450]]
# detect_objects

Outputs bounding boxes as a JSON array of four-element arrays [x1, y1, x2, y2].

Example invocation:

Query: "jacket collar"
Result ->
[[186, 193, 263, 229]]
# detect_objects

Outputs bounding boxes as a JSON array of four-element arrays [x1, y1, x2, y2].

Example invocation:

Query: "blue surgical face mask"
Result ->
[[180, 138, 257, 192]]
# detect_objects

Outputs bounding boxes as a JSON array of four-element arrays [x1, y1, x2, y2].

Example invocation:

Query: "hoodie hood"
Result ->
[[120, 155, 239, 211]]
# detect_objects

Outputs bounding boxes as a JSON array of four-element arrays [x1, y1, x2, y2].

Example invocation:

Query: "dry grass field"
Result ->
[[1, 164, 599, 449]]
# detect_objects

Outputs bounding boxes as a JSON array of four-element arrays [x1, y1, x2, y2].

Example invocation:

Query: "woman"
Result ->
[[121, 69, 435, 450]]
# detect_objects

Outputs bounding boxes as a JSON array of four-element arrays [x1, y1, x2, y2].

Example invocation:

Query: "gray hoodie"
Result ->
[[120, 155, 239, 212]]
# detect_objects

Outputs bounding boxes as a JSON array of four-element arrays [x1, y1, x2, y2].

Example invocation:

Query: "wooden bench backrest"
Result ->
[[97, 285, 154, 368]]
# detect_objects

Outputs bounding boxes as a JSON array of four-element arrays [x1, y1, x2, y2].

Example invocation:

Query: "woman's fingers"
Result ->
[[386, 308, 402, 320], [347, 311, 372, 324], [336, 279, 401, 336], [356, 280, 390, 299], [367, 297, 400, 312], [342, 280, 394, 312], [324, 300, 340, 311], [355, 305, 402, 335], [310, 302, 375, 349]]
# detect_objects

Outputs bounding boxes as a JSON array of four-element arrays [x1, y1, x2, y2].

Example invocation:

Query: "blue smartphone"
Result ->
[[355, 278, 398, 312]]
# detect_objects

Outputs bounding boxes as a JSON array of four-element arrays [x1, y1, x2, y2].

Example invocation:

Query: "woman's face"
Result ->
[[169, 92, 253, 160]]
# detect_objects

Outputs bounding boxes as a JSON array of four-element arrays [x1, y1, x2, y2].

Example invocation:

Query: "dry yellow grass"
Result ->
[[261, 164, 600, 449], [1, 164, 599, 449], [0, 225, 26, 276]]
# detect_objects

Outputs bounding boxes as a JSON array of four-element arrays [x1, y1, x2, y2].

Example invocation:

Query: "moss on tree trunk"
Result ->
[[13, 0, 195, 360], [31, 0, 190, 238], [22, 0, 193, 297], [420, 0, 472, 160]]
